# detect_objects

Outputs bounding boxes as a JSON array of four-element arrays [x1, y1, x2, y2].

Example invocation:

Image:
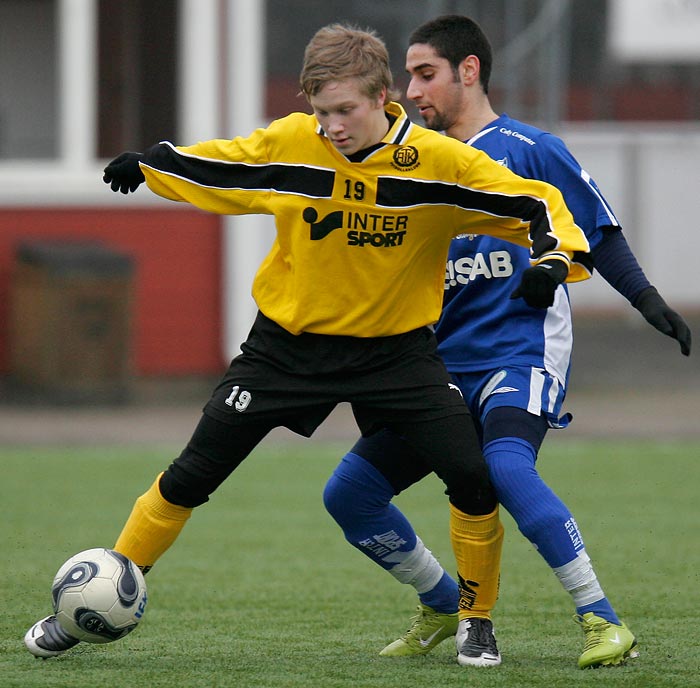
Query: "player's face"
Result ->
[[405, 43, 465, 132], [309, 79, 388, 155]]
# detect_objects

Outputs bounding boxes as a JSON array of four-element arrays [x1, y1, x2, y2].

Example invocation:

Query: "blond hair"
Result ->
[[300, 23, 400, 102]]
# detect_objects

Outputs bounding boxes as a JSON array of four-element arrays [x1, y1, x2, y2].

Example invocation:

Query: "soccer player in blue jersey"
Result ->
[[323, 15, 691, 669]]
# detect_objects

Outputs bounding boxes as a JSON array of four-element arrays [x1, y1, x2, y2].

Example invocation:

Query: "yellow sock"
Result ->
[[450, 503, 504, 621], [113, 473, 193, 573]]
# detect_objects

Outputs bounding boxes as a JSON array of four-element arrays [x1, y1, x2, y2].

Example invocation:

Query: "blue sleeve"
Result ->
[[536, 135, 620, 250], [531, 134, 649, 302], [590, 229, 651, 304]]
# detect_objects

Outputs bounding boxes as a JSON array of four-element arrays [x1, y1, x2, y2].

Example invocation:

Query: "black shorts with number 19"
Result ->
[[160, 311, 495, 515], [205, 310, 469, 434]]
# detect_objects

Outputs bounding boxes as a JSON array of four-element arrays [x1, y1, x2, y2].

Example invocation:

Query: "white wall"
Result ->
[[561, 124, 700, 311]]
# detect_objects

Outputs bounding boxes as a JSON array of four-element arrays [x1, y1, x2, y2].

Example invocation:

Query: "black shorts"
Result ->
[[161, 312, 493, 513], [203, 311, 468, 437]]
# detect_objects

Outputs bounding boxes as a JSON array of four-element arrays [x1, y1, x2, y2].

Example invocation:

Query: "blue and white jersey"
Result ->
[[437, 114, 619, 387]]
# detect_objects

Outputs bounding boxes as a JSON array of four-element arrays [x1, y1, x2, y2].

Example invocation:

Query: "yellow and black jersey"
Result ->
[[140, 102, 590, 337]]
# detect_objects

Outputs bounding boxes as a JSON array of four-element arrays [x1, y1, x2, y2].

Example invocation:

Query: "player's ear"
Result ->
[[461, 55, 480, 87]]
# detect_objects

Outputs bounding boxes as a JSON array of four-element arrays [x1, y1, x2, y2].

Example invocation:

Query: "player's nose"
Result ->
[[406, 77, 422, 101]]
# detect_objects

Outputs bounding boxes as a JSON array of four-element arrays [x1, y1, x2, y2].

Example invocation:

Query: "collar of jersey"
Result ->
[[466, 113, 509, 146], [315, 101, 412, 147]]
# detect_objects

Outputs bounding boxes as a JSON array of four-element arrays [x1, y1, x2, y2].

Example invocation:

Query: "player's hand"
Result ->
[[103, 152, 145, 194], [634, 286, 691, 356], [510, 259, 568, 309]]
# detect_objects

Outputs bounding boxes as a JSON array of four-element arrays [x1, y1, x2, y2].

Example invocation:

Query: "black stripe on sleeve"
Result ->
[[143, 143, 336, 198], [376, 177, 559, 256]]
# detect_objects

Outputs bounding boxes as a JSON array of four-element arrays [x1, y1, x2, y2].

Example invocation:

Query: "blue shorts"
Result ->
[[451, 366, 571, 429]]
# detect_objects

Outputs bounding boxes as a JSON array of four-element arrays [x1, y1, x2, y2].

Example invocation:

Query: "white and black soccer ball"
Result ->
[[51, 548, 147, 644]]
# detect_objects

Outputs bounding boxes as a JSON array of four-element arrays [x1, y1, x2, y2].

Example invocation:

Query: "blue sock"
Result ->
[[324, 452, 458, 613], [484, 437, 620, 625], [419, 571, 459, 613], [485, 437, 582, 566], [577, 599, 620, 625]]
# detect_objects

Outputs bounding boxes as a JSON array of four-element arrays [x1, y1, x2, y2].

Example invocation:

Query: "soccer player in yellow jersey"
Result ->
[[25, 23, 590, 662]]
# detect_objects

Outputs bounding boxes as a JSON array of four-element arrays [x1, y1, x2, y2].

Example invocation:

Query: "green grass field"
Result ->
[[1, 438, 698, 688]]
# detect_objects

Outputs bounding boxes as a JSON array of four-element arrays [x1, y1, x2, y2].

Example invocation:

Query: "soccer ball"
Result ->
[[51, 548, 147, 644]]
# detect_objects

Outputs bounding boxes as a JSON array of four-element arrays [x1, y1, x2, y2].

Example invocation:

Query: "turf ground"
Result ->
[[2, 439, 698, 688]]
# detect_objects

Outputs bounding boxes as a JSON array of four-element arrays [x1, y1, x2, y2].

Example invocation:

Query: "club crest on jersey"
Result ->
[[303, 206, 408, 247], [391, 145, 420, 171]]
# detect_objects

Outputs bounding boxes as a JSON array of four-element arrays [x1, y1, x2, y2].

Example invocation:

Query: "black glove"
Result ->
[[510, 258, 569, 309], [103, 152, 145, 194], [634, 286, 692, 356]]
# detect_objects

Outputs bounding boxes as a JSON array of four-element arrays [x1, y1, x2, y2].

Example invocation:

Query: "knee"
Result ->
[[484, 441, 570, 542], [487, 455, 529, 496], [323, 452, 395, 525], [323, 469, 390, 526], [159, 462, 210, 508], [484, 437, 538, 498], [322, 471, 354, 524], [444, 467, 493, 510], [440, 457, 496, 514]]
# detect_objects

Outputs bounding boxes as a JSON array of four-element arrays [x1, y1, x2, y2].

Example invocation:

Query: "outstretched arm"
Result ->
[[591, 229, 691, 356]]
